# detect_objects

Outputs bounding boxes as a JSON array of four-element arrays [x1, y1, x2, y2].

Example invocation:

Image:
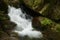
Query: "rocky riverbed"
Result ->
[[0, 0, 60, 40]]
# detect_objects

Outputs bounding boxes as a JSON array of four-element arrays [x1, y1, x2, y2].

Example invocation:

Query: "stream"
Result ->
[[8, 5, 43, 38]]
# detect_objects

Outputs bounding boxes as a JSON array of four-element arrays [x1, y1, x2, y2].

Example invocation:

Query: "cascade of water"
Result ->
[[8, 5, 43, 38]]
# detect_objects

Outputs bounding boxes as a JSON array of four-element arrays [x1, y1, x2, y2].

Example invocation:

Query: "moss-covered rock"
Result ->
[[32, 16, 60, 40], [32, 17, 52, 31], [49, 5, 60, 21], [24, 0, 44, 10], [40, 18, 52, 25], [24, 0, 60, 23]]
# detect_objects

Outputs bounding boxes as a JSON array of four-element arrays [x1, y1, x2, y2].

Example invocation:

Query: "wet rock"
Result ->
[[9, 32, 19, 40], [0, 31, 19, 40], [42, 30, 60, 40], [0, 10, 16, 34], [2, 21, 16, 33], [0, 31, 9, 40], [32, 16, 60, 40], [32, 17, 52, 31], [32, 17, 60, 31], [19, 35, 41, 40]]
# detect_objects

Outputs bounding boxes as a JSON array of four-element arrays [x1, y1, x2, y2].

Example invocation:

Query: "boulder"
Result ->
[[32, 16, 60, 40]]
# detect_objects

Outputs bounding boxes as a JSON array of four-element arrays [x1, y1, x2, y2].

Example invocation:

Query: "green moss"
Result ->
[[41, 18, 52, 25], [24, 0, 43, 9]]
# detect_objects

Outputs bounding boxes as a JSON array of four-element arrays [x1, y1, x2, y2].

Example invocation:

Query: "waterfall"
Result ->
[[8, 5, 43, 38]]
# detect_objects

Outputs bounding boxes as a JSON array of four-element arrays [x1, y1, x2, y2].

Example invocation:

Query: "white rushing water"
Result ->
[[8, 5, 43, 38]]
